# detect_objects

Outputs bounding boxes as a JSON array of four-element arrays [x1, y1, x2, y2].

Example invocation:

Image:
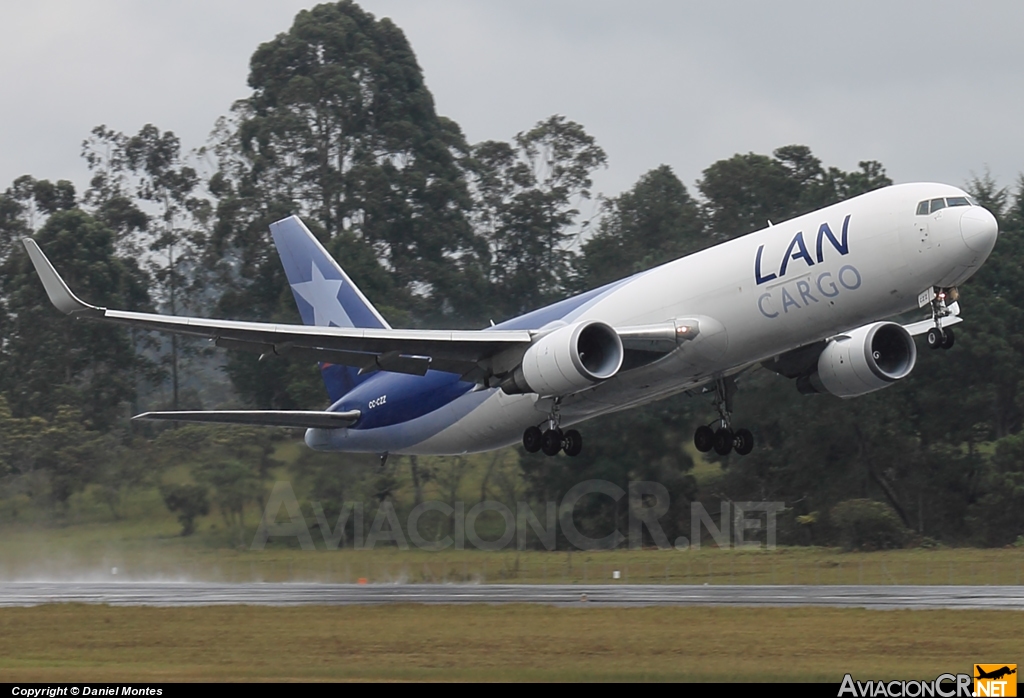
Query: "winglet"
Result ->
[[21, 238, 104, 316]]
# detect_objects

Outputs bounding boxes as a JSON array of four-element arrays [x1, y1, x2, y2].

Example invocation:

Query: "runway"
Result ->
[[1, 582, 1023, 609]]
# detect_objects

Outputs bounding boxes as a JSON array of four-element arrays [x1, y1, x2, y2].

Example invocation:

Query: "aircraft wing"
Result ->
[[23, 238, 533, 378], [132, 409, 361, 429]]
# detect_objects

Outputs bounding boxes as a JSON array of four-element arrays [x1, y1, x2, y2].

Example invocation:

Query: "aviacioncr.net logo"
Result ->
[[974, 664, 1017, 697], [838, 673, 972, 697]]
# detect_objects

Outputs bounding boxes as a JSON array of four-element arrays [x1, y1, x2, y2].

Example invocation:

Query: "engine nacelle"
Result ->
[[798, 322, 917, 398], [500, 321, 624, 396]]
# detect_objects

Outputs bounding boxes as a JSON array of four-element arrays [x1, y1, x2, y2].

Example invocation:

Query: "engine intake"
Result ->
[[500, 321, 623, 396], [798, 322, 917, 398]]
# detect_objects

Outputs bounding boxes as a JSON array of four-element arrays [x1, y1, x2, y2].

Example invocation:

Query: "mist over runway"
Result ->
[[1, 582, 1023, 610]]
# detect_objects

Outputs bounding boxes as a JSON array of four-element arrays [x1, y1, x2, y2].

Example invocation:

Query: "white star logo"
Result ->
[[290, 262, 352, 327]]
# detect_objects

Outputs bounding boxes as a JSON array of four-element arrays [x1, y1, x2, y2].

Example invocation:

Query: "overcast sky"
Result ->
[[3, 0, 1023, 204]]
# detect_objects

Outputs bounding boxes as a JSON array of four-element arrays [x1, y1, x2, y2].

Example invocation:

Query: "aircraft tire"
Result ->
[[541, 428, 563, 456], [563, 429, 583, 457], [523, 426, 543, 453], [927, 327, 943, 349], [713, 427, 734, 456], [942, 327, 955, 349], [734, 428, 754, 456], [694, 425, 715, 453]]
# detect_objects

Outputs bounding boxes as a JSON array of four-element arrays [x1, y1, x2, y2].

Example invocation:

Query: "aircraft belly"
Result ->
[[411, 391, 537, 454]]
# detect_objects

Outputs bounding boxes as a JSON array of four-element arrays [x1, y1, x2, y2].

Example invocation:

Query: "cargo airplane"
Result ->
[[23, 183, 998, 462]]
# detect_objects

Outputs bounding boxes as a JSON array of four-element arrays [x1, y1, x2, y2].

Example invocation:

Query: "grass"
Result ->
[[2, 437, 1022, 586], [0, 603, 1017, 681], [1, 523, 1023, 586]]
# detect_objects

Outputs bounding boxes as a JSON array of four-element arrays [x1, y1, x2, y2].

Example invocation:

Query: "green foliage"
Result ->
[[470, 115, 607, 319], [698, 145, 891, 241], [830, 499, 907, 551], [145, 425, 278, 540], [579, 165, 705, 288], [88, 433, 158, 520], [83, 124, 212, 411], [520, 396, 697, 548], [966, 433, 1024, 546], [0, 396, 108, 507], [160, 483, 210, 536], [197, 428, 277, 542], [0, 206, 152, 429], [216, 0, 475, 310], [205, 0, 482, 405]]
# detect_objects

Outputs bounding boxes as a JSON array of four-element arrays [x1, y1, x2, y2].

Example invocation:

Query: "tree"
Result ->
[[519, 397, 696, 548], [698, 151, 800, 241], [697, 145, 892, 241], [206, 0, 481, 406], [831, 499, 907, 551], [0, 206, 152, 430], [83, 124, 212, 411], [579, 165, 705, 288], [191, 427, 277, 545], [80, 127, 148, 242], [161, 483, 211, 536], [966, 169, 1009, 230], [469, 115, 607, 319], [0, 398, 106, 509]]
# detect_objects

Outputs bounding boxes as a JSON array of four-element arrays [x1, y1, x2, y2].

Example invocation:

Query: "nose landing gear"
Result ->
[[926, 326, 954, 350], [693, 377, 755, 456], [522, 398, 583, 457], [925, 287, 956, 350]]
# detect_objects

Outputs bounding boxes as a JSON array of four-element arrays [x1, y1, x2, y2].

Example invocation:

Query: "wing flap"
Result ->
[[132, 410, 362, 429]]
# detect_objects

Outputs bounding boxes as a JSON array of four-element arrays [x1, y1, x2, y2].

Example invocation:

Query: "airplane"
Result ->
[[975, 666, 1016, 681], [23, 182, 998, 463]]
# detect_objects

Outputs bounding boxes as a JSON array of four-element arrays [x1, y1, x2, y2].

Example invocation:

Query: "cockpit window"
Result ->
[[917, 196, 977, 215]]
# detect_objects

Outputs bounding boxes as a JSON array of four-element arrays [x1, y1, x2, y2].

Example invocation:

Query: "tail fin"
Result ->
[[269, 215, 389, 402]]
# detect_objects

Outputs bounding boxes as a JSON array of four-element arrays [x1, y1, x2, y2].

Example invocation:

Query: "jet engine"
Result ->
[[797, 322, 917, 398], [500, 320, 624, 396]]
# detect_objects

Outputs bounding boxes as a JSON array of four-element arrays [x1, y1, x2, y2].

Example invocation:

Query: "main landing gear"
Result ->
[[925, 287, 956, 350], [522, 398, 583, 457], [693, 377, 755, 457]]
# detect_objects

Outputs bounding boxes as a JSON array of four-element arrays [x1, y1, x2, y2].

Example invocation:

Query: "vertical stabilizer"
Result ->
[[269, 215, 389, 402]]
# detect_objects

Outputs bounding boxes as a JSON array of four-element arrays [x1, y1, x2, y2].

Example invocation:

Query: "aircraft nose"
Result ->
[[960, 206, 998, 253]]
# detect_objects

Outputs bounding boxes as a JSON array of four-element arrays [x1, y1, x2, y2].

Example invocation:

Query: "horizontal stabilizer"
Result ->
[[132, 409, 361, 429]]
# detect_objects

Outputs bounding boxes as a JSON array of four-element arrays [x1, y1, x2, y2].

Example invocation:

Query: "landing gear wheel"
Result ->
[[563, 429, 583, 457], [523, 426, 543, 453], [541, 428, 564, 456], [713, 427, 734, 456], [941, 327, 955, 350], [694, 425, 715, 453], [734, 428, 754, 456], [926, 327, 943, 350]]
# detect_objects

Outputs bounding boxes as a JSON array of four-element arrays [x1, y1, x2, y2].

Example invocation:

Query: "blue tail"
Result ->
[[270, 215, 389, 403]]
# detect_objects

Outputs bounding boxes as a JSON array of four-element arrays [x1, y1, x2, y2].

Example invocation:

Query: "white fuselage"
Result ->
[[305, 183, 997, 455]]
